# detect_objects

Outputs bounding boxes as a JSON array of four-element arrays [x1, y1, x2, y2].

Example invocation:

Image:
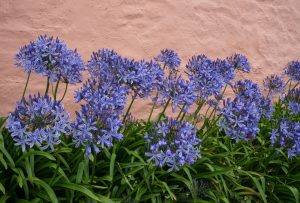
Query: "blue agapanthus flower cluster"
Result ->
[[219, 80, 274, 142], [233, 79, 273, 118], [227, 53, 251, 73], [270, 118, 300, 158], [285, 88, 300, 115], [119, 59, 164, 99], [155, 75, 198, 112], [73, 78, 127, 158], [87, 48, 164, 99], [186, 55, 233, 99], [144, 117, 201, 171], [263, 74, 285, 95], [154, 49, 181, 70], [187, 55, 223, 99], [15, 35, 85, 84], [6, 94, 71, 152], [219, 98, 261, 142], [285, 61, 300, 82]]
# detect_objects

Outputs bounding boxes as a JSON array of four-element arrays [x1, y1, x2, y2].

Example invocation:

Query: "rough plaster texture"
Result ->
[[1, 0, 300, 118]]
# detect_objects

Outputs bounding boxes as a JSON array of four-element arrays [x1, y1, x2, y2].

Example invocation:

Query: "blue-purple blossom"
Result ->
[[87, 48, 123, 83], [187, 55, 225, 99], [213, 59, 235, 84], [15, 35, 85, 84], [120, 59, 164, 98], [232, 79, 274, 118], [6, 94, 71, 152], [219, 98, 261, 142], [73, 78, 127, 158], [227, 53, 251, 72], [144, 118, 201, 171], [72, 105, 123, 159], [270, 119, 300, 158], [154, 49, 181, 70], [155, 75, 198, 112], [263, 74, 285, 95], [285, 88, 300, 115], [285, 61, 300, 82], [87, 48, 164, 99]]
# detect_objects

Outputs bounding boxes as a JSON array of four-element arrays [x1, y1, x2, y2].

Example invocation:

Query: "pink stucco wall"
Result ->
[[1, 0, 300, 118]]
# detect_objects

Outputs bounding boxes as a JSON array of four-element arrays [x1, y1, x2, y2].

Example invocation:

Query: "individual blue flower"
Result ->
[[187, 55, 225, 99], [154, 49, 181, 70], [270, 118, 300, 158], [285, 61, 300, 82], [6, 94, 71, 152], [145, 117, 201, 171], [218, 98, 261, 142], [227, 53, 251, 72], [15, 35, 85, 84], [263, 74, 285, 95]]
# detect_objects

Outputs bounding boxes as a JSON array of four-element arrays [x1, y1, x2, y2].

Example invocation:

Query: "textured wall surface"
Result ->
[[1, 0, 300, 118]]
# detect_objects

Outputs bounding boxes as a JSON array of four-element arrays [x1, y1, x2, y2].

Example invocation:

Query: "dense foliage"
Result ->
[[0, 35, 299, 203]]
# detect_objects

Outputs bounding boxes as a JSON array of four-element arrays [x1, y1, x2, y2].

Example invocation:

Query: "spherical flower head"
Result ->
[[233, 80, 262, 103], [187, 54, 225, 99], [213, 59, 235, 84], [72, 105, 123, 159], [6, 94, 71, 152], [285, 88, 300, 115], [120, 59, 164, 99], [270, 118, 300, 158], [87, 48, 124, 83], [263, 74, 285, 95], [285, 61, 300, 82], [155, 49, 181, 70], [227, 53, 251, 73], [144, 118, 201, 171], [15, 35, 85, 84], [218, 98, 261, 142], [156, 75, 198, 113], [74, 79, 127, 115]]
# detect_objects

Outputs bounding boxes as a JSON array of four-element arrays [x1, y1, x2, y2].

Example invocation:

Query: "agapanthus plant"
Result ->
[[15, 35, 85, 84], [270, 118, 300, 158], [144, 117, 201, 171], [6, 94, 72, 152], [73, 78, 127, 158]]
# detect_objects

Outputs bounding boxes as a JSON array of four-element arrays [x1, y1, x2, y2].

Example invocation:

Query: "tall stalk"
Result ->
[[20, 72, 31, 102]]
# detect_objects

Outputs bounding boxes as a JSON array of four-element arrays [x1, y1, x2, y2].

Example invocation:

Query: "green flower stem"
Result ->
[[59, 83, 68, 102], [91, 154, 96, 183], [191, 99, 205, 122], [176, 104, 186, 120], [157, 98, 171, 123], [179, 111, 187, 122], [44, 77, 50, 96], [123, 95, 136, 123], [53, 79, 60, 101], [20, 72, 31, 102], [148, 92, 159, 123]]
